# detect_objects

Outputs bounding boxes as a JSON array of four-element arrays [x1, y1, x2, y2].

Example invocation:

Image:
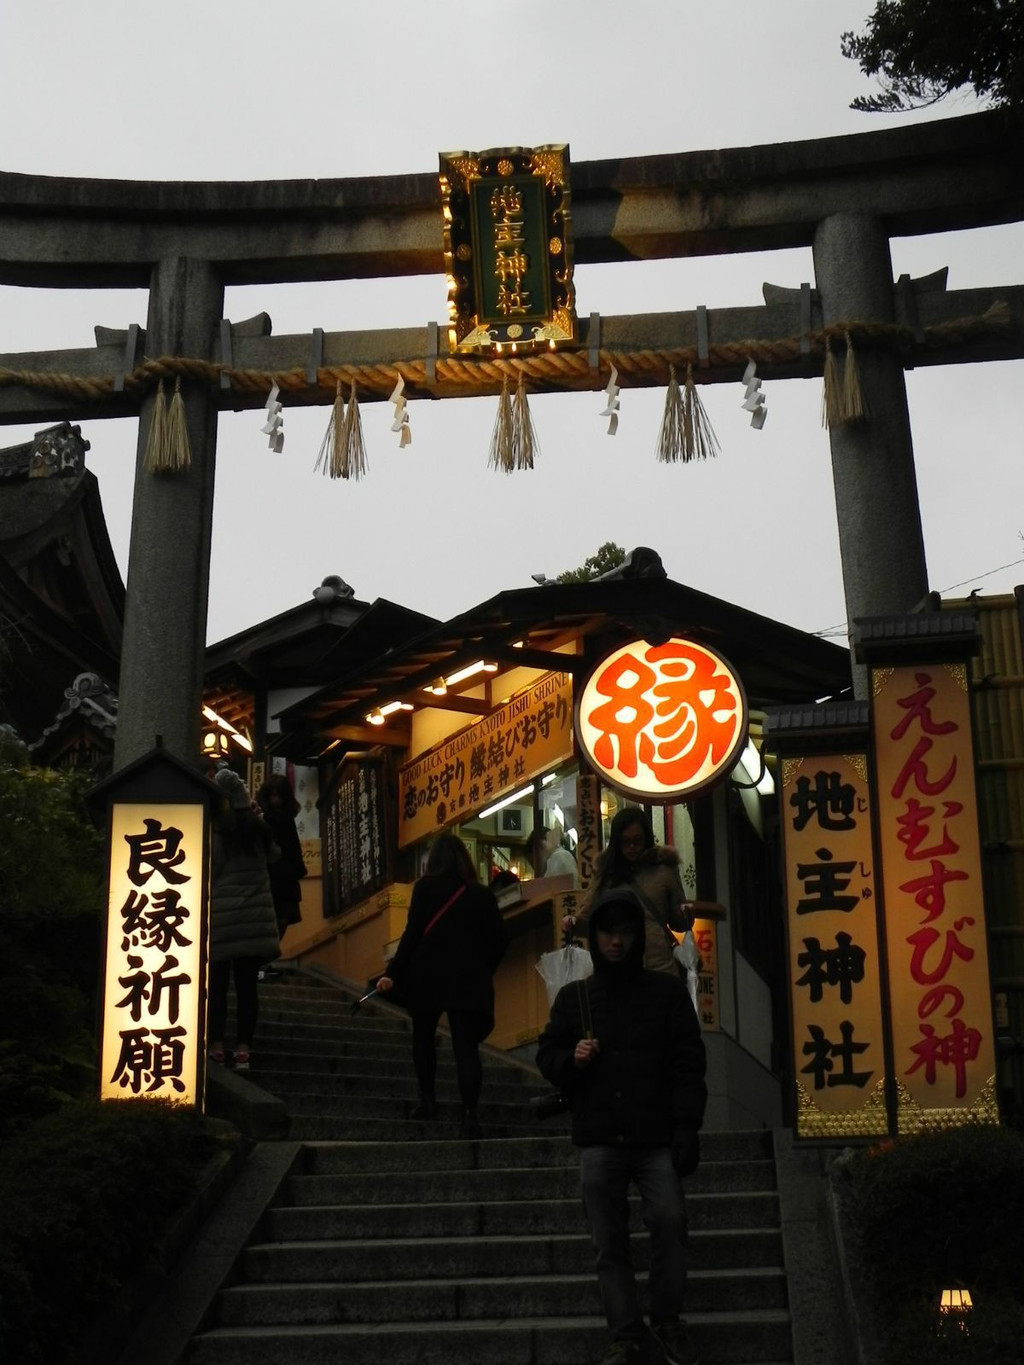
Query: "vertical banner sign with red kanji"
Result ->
[[575, 638, 748, 802], [100, 803, 207, 1105], [779, 754, 889, 1138], [871, 665, 998, 1131]]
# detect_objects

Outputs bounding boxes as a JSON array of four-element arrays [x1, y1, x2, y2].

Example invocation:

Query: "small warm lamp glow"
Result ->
[[365, 700, 414, 725], [939, 1287, 973, 1335], [939, 1288, 973, 1314], [202, 730, 230, 760]]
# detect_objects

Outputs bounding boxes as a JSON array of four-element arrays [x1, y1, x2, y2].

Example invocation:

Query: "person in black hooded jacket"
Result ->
[[536, 886, 706, 1365]]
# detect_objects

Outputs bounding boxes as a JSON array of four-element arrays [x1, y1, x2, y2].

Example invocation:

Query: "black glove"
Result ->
[[671, 1125, 700, 1177]]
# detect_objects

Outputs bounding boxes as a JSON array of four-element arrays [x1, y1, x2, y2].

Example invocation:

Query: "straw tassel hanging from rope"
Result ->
[[841, 330, 866, 423], [657, 364, 719, 463], [143, 378, 192, 474], [821, 331, 867, 428], [143, 381, 168, 474], [164, 378, 192, 472], [488, 376, 516, 472], [341, 383, 367, 481], [821, 334, 843, 428], [315, 382, 368, 481], [681, 363, 719, 461], [315, 381, 347, 478], [512, 373, 538, 470], [656, 366, 685, 464]]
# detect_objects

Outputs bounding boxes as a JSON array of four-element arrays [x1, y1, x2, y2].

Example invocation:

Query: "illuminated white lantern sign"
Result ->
[[90, 747, 214, 1108], [575, 637, 748, 802]]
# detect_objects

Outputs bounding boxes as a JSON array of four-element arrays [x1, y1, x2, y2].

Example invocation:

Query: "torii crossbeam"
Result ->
[[2, 110, 1022, 767]]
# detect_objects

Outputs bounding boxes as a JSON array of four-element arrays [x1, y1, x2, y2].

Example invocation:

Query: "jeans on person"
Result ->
[[579, 1144, 689, 1342], [411, 1007, 484, 1107], [208, 956, 262, 1044]]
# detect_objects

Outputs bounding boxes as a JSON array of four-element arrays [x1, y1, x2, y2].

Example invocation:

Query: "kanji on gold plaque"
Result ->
[[439, 144, 577, 354]]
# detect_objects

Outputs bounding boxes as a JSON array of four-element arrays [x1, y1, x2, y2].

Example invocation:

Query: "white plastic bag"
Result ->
[[672, 932, 700, 1016]]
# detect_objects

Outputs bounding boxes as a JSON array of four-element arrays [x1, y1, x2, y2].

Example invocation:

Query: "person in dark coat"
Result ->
[[537, 886, 706, 1365], [208, 766, 280, 1071], [376, 834, 508, 1138], [256, 772, 307, 940]]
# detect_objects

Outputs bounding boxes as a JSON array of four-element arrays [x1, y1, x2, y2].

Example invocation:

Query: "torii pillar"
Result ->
[[113, 258, 222, 770], [812, 213, 930, 696]]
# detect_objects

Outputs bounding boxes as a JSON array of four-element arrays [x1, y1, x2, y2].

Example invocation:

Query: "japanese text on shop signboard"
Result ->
[[872, 666, 997, 1129], [399, 672, 574, 848], [780, 755, 889, 1138], [100, 804, 205, 1104], [576, 638, 747, 802], [324, 760, 388, 916]]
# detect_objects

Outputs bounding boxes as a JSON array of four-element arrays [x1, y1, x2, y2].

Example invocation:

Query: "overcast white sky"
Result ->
[[1, 1, 1020, 648]]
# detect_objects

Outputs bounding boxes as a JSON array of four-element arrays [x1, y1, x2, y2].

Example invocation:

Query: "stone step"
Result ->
[[247, 1037, 529, 1070], [241, 1227, 785, 1282], [256, 1007, 411, 1034], [216, 1264, 788, 1326], [257, 1070, 534, 1102], [283, 1157, 775, 1206], [189, 1310, 794, 1365], [297, 1132, 770, 1173], [299, 1135, 775, 1179], [283, 1114, 566, 1142], [266, 1190, 782, 1241]]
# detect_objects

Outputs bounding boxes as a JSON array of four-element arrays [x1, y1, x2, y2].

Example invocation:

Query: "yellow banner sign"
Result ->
[[779, 754, 889, 1139], [872, 664, 997, 1131], [398, 672, 574, 848], [100, 802, 207, 1106]]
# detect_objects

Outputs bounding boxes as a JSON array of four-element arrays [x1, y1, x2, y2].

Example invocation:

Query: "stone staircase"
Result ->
[[187, 970, 797, 1365]]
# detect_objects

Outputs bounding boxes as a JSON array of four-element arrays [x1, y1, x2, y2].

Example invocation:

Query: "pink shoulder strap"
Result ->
[[422, 883, 467, 937]]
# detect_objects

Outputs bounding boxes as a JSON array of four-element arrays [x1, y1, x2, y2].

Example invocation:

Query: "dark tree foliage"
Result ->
[[841, 0, 1024, 112], [555, 541, 627, 584], [0, 762, 106, 1136]]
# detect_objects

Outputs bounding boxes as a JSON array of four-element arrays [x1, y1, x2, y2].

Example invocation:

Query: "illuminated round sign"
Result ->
[[575, 637, 748, 802]]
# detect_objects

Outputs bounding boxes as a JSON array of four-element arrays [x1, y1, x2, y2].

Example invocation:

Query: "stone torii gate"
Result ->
[[2, 110, 1022, 770]]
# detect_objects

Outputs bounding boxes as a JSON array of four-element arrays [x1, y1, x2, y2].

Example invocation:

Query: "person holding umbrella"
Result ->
[[376, 834, 508, 1138]]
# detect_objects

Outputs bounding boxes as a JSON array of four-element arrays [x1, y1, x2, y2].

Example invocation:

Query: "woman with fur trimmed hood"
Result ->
[[565, 806, 692, 976]]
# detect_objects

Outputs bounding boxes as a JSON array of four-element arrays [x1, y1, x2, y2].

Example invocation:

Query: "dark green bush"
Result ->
[[846, 1124, 1024, 1363], [0, 1098, 220, 1365], [0, 762, 105, 1137], [0, 765, 224, 1365]]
